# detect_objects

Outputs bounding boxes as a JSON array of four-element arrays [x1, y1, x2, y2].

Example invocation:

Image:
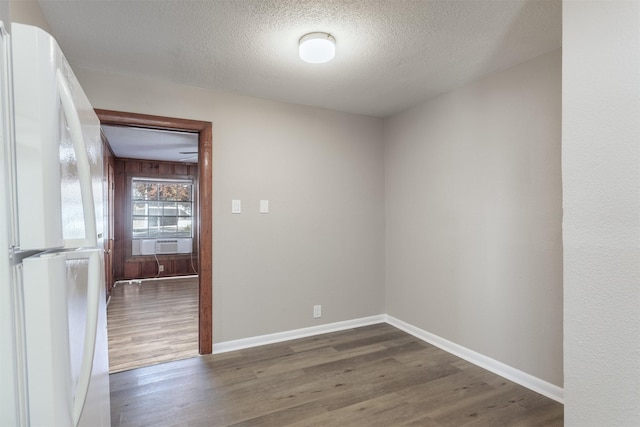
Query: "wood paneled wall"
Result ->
[[114, 158, 199, 280]]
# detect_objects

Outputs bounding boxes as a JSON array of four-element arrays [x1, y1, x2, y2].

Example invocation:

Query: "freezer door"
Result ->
[[12, 23, 102, 251], [22, 249, 110, 427]]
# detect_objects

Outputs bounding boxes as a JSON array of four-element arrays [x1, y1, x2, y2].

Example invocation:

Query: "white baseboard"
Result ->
[[384, 315, 564, 404], [212, 315, 386, 354], [211, 313, 563, 404]]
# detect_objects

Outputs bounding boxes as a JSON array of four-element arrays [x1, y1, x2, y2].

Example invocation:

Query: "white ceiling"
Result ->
[[39, 0, 561, 118], [102, 125, 199, 163]]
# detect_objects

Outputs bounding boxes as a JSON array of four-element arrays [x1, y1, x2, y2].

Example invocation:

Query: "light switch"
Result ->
[[259, 200, 269, 213], [232, 199, 241, 214]]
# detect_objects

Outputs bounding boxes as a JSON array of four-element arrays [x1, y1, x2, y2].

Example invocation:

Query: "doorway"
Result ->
[[96, 109, 212, 358]]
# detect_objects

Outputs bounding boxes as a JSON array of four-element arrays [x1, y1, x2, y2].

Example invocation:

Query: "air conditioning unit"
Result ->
[[135, 238, 192, 255], [155, 239, 179, 254]]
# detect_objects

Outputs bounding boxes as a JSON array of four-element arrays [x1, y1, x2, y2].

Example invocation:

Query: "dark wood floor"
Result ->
[[107, 276, 199, 373], [110, 323, 563, 426]]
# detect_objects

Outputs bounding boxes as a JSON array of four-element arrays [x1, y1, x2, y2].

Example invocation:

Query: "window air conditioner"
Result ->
[[137, 238, 192, 255], [156, 240, 179, 254]]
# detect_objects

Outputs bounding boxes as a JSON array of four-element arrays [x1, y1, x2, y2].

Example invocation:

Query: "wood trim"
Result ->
[[198, 123, 213, 355], [96, 109, 213, 355], [96, 109, 208, 132], [102, 133, 116, 296]]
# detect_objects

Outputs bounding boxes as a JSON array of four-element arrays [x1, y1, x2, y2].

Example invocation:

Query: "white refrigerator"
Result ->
[[0, 22, 111, 427]]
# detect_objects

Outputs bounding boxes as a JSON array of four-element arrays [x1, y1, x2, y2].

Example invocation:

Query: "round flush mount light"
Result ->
[[299, 32, 336, 64]]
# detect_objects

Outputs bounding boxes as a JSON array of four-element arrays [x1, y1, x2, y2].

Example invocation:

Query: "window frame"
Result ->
[[130, 177, 195, 240]]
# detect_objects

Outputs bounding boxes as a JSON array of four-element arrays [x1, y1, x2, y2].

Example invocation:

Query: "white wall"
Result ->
[[74, 68, 386, 343], [385, 50, 563, 387], [563, 1, 640, 425]]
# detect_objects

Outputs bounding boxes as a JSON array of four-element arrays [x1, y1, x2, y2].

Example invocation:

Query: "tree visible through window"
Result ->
[[131, 178, 193, 239]]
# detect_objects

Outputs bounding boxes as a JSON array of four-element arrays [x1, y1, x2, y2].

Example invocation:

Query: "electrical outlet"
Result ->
[[159, 265, 164, 272], [313, 305, 322, 318]]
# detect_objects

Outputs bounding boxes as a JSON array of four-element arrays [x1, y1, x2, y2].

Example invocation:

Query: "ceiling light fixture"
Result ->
[[299, 32, 336, 64]]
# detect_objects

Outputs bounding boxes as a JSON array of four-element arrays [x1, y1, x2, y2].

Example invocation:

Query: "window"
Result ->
[[131, 178, 193, 239]]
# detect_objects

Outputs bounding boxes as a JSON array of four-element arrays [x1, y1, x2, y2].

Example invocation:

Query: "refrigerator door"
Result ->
[[66, 249, 110, 427], [22, 249, 110, 427], [22, 252, 73, 426], [12, 23, 102, 251], [0, 21, 28, 427], [1, 263, 29, 426]]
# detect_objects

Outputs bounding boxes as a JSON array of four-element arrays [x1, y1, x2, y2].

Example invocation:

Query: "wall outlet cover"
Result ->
[[232, 199, 242, 214]]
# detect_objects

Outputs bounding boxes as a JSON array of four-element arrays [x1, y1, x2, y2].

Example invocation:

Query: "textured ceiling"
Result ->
[[39, 0, 561, 118], [102, 125, 198, 163]]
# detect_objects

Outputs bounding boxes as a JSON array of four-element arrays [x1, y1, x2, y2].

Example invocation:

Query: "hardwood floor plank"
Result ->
[[330, 329, 408, 351], [109, 324, 563, 426], [301, 339, 427, 377], [286, 392, 410, 427], [287, 323, 395, 353], [107, 277, 199, 373], [227, 400, 329, 427]]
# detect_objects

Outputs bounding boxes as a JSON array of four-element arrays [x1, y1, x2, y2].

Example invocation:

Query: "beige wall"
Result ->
[[0, 3, 10, 28], [75, 68, 386, 343], [384, 50, 563, 386], [10, 0, 52, 33]]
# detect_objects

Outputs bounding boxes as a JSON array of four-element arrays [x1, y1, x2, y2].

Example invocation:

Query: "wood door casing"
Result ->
[[102, 132, 116, 296], [95, 109, 213, 355], [107, 162, 115, 292]]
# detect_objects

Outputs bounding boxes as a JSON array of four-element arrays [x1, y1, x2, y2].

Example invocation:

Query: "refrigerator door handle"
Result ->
[[72, 249, 100, 426], [56, 69, 97, 249]]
